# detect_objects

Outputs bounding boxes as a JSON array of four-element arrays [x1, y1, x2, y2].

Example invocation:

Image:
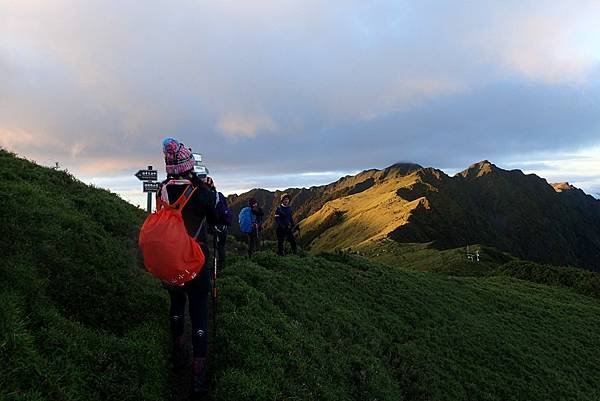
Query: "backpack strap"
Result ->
[[157, 179, 197, 212], [170, 184, 197, 211], [157, 179, 191, 208], [193, 217, 206, 240]]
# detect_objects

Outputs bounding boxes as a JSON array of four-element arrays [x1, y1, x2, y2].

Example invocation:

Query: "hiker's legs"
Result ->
[[168, 287, 188, 368], [187, 289, 209, 396], [286, 229, 297, 253], [168, 288, 186, 337], [246, 233, 253, 256], [248, 230, 260, 256], [187, 290, 209, 358], [254, 230, 261, 252], [276, 227, 286, 255]]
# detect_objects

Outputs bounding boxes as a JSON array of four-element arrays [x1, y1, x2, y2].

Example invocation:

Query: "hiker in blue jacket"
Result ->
[[247, 198, 264, 256], [275, 193, 297, 255]]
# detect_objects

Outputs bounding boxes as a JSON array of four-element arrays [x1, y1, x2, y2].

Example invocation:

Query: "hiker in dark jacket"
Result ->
[[160, 137, 218, 398], [206, 176, 229, 270], [247, 198, 264, 256], [275, 193, 297, 255]]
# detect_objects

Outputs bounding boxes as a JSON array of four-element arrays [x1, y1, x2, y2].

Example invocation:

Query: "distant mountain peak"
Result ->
[[386, 162, 423, 174], [552, 182, 577, 192], [376, 162, 424, 181], [458, 160, 499, 178]]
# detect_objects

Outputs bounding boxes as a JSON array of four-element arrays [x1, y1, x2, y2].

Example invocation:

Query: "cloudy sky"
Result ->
[[1, 0, 599, 207]]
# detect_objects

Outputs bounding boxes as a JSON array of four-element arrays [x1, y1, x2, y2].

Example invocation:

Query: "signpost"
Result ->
[[135, 169, 157, 181], [143, 181, 160, 193], [135, 166, 158, 213]]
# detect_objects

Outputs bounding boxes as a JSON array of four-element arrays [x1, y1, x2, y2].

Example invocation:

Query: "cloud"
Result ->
[[217, 113, 278, 139], [0, 127, 88, 162], [474, 3, 600, 83], [502, 147, 600, 193], [1, 0, 600, 203]]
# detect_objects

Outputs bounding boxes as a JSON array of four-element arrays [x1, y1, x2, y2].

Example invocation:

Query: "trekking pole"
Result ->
[[212, 234, 218, 348]]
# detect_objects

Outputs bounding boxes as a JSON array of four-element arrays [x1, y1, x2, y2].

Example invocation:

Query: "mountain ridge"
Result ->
[[228, 160, 600, 270]]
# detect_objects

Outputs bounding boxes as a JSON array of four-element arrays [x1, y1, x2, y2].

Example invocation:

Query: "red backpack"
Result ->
[[139, 180, 206, 286]]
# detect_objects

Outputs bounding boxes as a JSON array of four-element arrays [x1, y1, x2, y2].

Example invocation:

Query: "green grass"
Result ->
[[5, 149, 600, 401], [214, 251, 600, 401], [355, 239, 513, 277], [0, 150, 169, 401], [356, 239, 600, 301], [496, 260, 600, 300]]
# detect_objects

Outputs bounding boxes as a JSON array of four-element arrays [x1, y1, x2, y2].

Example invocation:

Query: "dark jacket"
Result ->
[[275, 205, 294, 229], [251, 207, 264, 228], [159, 174, 218, 292]]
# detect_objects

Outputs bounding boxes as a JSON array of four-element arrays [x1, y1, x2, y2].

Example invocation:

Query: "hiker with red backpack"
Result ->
[[206, 176, 232, 270], [275, 193, 298, 255], [139, 137, 217, 398]]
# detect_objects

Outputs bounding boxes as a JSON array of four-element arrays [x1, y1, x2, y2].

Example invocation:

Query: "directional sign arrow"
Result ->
[[143, 181, 160, 193], [135, 169, 157, 181]]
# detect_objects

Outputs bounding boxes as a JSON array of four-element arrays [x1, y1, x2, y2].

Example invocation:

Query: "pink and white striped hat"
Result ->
[[162, 137, 195, 175]]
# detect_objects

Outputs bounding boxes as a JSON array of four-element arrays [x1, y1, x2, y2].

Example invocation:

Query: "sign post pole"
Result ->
[[147, 165, 152, 213], [134, 166, 159, 213]]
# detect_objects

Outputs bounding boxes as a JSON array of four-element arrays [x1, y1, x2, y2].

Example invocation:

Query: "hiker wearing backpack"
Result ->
[[154, 137, 217, 398], [275, 193, 297, 255], [238, 198, 264, 256], [206, 177, 232, 270]]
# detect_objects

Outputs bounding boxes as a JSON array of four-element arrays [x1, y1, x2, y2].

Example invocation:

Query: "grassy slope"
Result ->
[[355, 239, 513, 277], [214, 252, 600, 401], [0, 151, 169, 401], [355, 239, 600, 300], [301, 171, 428, 252], [5, 149, 600, 401]]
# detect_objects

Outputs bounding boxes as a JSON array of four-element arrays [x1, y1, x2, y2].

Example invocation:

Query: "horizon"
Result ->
[[1, 1, 599, 207], [5, 147, 597, 208]]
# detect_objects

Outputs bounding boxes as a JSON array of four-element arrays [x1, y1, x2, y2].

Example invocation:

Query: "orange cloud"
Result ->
[[77, 156, 152, 175]]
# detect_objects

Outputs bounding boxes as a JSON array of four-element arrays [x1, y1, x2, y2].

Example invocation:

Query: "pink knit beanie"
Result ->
[[162, 137, 195, 175]]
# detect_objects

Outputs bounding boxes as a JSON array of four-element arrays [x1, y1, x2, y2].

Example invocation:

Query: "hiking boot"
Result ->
[[172, 336, 189, 369], [191, 357, 208, 398]]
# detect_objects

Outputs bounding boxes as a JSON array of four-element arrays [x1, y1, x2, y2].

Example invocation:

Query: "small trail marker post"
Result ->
[[135, 166, 158, 213]]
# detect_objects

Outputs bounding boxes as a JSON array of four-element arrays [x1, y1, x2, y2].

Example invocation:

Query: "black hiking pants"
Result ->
[[276, 226, 297, 256], [167, 256, 210, 358], [247, 229, 261, 256]]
